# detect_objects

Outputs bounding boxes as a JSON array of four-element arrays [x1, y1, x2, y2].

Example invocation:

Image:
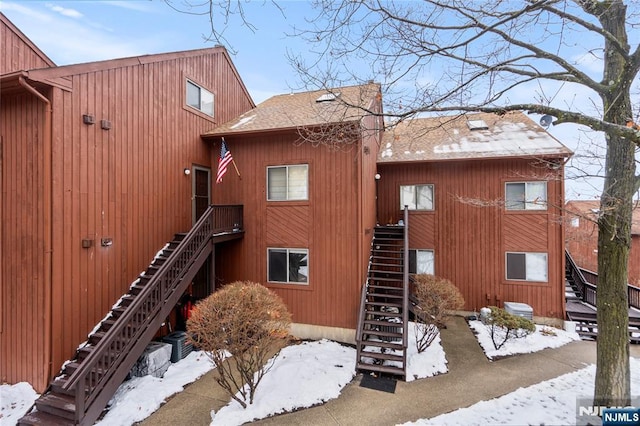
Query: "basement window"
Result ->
[[268, 248, 309, 284], [506, 252, 548, 282], [186, 79, 214, 117]]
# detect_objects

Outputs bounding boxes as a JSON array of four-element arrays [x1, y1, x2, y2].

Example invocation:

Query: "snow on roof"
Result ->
[[378, 111, 572, 163], [203, 83, 381, 136]]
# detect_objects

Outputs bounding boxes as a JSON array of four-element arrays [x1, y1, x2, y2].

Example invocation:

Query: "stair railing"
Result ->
[[63, 205, 242, 424], [566, 250, 640, 310], [565, 250, 597, 306], [402, 206, 409, 355]]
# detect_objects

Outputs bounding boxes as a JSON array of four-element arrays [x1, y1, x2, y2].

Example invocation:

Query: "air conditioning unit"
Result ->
[[504, 302, 533, 321], [162, 331, 193, 363]]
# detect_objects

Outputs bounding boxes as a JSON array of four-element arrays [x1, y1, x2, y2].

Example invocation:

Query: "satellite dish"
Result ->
[[539, 115, 553, 128]]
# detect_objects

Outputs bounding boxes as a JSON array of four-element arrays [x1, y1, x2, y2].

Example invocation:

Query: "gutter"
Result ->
[[18, 76, 54, 383]]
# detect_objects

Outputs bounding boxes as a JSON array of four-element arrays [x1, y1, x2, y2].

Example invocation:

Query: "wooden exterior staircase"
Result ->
[[565, 250, 640, 343], [18, 205, 243, 426], [356, 208, 409, 379]]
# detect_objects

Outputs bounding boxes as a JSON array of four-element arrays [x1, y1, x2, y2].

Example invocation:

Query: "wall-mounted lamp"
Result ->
[[184, 168, 191, 176], [375, 173, 381, 180]]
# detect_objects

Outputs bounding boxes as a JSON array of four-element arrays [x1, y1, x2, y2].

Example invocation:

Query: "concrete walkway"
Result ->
[[142, 317, 640, 425]]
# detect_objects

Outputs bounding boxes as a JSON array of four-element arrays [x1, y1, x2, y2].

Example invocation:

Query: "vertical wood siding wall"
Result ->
[[0, 94, 49, 389], [0, 50, 254, 391], [0, 15, 53, 73], [566, 215, 640, 286], [377, 158, 566, 319], [212, 130, 377, 330]]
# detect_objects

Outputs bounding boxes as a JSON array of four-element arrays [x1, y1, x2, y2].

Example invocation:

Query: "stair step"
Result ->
[[34, 393, 76, 420], [368, 292, 403, 300], [370, 262, 403, 269], [365, 309, 403, 318], [369, 270, 404, 276], [359, 339, 405, 350], [365, 301, 402, 308], [357, 363, 405, 377], [369, 284, 403, 291], [364, 319, 402, 327], [359, 350, 404, 362], [49, 376, 73, 396], [361, 328, 403, 338], [17, 410, 75, 425], [369, 276, 403, 283]]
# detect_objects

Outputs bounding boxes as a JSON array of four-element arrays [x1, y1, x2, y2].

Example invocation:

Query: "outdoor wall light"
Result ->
[[375, 173, 381, 180], [184, 168, 191, 176]]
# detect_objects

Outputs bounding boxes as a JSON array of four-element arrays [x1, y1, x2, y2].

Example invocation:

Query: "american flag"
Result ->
[[216, 139, 233, 183]]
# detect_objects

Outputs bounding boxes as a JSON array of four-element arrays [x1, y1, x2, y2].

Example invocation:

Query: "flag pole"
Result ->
[[232, 159, 242, 180]]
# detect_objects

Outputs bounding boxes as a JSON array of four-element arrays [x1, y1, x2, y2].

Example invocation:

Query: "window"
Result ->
[[268, 248, 308, 284], [400, 184, 434, 210], [267, 165, 308, 201], [409, 249, 435, 275], [186, 79, 214, 117], [505, 182, 547, 210], [506, 252, 548, 282]]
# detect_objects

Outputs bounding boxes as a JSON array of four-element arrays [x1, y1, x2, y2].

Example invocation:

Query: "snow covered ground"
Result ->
[[1, 320, 633, 426]]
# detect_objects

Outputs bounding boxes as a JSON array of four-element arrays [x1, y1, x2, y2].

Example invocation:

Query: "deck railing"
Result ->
[[63, 205, 242, 424]]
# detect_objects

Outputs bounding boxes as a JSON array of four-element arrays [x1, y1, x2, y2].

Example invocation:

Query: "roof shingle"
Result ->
[[203, 83, 381, 136], [378, 111, 572, 163]]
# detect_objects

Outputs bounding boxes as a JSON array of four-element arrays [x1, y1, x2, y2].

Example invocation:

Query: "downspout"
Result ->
[[18, 76, 53, 387]]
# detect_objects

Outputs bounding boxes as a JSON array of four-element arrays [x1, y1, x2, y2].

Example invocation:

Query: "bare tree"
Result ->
[[288, 0, 639, 407], [182, 0, 639, 406]]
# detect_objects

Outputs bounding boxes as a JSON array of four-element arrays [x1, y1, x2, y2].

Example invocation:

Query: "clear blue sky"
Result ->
[[2, 0, 627, 201], [1, 0, 311, 103]]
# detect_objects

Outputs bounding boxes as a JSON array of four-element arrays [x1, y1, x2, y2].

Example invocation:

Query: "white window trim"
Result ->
[[505, 181, 547, 211], [400, 184, 435, 211], [266, 164, 309, 201], [267, 247, 309, 285], [409, 249, 435, 275], [505, 251, 548, 282], [186, 79, 214, 117]]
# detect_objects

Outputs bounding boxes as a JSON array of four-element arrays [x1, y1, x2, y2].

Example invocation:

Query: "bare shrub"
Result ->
[[187, 281, 291, 408], [484, 306, 536, 350], [412, 274, 464, 352]]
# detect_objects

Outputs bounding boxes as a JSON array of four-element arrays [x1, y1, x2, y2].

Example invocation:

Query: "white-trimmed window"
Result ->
[[267, 165, 308, 201], [186, 79, 214, 117], [506, 252, 548, 282], [268, 248, 308, 284], [400, 184, 434, 210], [505, 182, 547, 210], [409, 249, 435, 275]]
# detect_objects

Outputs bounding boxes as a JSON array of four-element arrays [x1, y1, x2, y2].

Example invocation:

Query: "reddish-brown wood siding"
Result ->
[[377, 158, 565, 319], [0, 93, 50, 390], [566, 212, 640, 286], [212, 130, 376, 329], [1, 49, 254, 391], [1, 13, 54, 73]]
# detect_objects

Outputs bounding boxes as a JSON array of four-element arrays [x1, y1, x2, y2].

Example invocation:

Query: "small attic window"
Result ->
[[316, 92, 340, 102], [467, 119, 489, 130]]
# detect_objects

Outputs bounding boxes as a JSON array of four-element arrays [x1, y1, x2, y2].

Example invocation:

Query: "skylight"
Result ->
[[316, 92, 340, 102], [467, 119, 489, 130]]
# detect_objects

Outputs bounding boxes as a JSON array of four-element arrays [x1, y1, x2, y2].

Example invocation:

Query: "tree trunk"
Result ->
[[594, 0, 633, 408]]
